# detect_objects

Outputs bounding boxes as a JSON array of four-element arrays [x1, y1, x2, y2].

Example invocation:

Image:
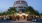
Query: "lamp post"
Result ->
[[28, 12, 30, 16], [28, 12, 30, 14], [12, 11, 15, 16]]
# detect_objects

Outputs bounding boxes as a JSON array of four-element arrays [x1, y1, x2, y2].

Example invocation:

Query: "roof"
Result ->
[[16, 0, 25, 1]]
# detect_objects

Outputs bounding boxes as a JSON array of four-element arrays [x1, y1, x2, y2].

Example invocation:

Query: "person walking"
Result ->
[[27, 16, 29, 21], [16, 16, 19, 21], [24, 16, 25, 19], [9, 16, 12, 20]]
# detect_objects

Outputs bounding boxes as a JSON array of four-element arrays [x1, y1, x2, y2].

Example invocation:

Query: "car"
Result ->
[[32, 18, 37, 22], [32, 18, 40, 22]]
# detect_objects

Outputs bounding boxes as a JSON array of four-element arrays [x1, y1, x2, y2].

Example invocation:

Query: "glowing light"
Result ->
[[36, 16, 38, 17], [26, 14, 28, 16], [20, 14, 22, 16], [0, 16, 1, 17]]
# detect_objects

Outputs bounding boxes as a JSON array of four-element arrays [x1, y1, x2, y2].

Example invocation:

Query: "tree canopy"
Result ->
[[0, 6, 40, 16], [25, 6, 39, 16]]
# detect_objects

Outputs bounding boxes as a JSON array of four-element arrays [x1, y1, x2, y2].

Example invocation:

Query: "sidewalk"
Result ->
[[12, 18, 29, 22]]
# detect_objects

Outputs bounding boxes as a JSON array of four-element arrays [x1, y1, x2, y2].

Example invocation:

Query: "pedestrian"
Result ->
[[9, 16, 12, 20], [24, 16, 25, 19], [13, 16, 16, 21], [27, 16, 29, 21], [16, 16, 19, 21]]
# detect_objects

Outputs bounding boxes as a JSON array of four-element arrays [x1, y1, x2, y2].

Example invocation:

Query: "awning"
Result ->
[[16, 13, 26, 15]]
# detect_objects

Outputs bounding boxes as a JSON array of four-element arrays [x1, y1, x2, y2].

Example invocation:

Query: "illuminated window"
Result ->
[[18, 7, 23, 8], [16, 1, 20, 4], [21, 1, 26, 4]]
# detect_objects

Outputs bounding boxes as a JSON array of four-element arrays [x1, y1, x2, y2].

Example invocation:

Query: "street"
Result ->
[[0, 21, 42, 23], [0, 19, 42, 23]]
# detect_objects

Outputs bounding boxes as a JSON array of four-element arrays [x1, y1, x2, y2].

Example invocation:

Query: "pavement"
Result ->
[[14, 18, 28, 22], [0, 18, 42, 23], [0, 19, 42, 23]]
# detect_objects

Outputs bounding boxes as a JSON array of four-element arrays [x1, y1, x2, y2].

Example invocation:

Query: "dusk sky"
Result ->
[[0, 0, 42, 13]]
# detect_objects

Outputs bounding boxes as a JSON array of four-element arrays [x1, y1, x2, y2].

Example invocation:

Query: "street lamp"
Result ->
[[12, 11, 15, 13], [28, 12, 30, 14], [27, 12, 30, 16], [12, 11, 16, 16]]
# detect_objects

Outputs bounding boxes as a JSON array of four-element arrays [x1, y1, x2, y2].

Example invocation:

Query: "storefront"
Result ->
[[16, 13, 28, 18]]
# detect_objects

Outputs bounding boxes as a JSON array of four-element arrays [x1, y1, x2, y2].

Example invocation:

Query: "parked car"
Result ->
[[27, 16, 32, 21], [39, 19, 42, 22], [32, 18, 40, 22]]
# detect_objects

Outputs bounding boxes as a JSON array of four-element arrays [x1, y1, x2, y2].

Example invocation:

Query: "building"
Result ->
[[13, 0, 28, 18], [13, 0, 28, 13]]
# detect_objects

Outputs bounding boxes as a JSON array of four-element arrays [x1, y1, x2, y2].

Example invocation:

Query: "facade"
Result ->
[[13, 0, 28, 13]]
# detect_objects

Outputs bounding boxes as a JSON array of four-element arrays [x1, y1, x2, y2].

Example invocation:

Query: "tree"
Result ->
[[25, 6, 40, 16], [7, 7, 17, 15], [0, 7, 17, 16], [34, 10, 40, 16], [8, 7, 16, 13], [0, 13, 2, 16], [40, 13, 42, 16], [25, 6, 35, 14]]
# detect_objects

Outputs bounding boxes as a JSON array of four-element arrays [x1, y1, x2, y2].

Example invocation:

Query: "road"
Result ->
[[0, 21, 42, 23], [0, 18, 42, 23], [0, 20, 42, 23]]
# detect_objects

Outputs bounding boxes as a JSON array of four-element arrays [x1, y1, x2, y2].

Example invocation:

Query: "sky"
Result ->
[[0, 0, 42, 13]]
